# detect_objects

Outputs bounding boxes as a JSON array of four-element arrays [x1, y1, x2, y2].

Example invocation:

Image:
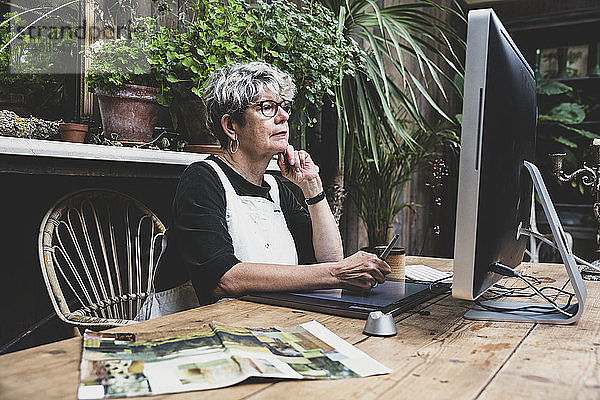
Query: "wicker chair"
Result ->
[[38, 189, 166, 330]]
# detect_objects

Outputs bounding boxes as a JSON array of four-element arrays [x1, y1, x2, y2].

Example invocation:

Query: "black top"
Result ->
[[154, 155, 316, 305]]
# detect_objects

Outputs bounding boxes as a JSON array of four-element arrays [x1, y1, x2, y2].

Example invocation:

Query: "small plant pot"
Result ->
[[59, 123, 88, 143]]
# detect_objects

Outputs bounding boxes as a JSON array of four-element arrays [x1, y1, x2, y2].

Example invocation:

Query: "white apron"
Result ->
[[135, 160, 298, 320]]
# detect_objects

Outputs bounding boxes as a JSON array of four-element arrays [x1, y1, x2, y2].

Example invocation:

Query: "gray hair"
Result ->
[[203, 61, 296, 147]]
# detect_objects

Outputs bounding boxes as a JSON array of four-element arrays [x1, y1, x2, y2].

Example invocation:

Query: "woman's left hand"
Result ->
[[278, 145, 322, 196]]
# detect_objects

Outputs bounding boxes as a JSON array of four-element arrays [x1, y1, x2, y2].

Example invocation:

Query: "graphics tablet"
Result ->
[[241, 280, 451, 319]]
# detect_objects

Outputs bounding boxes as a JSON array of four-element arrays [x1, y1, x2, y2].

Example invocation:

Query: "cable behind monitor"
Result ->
[[464, 161, 586, 324]]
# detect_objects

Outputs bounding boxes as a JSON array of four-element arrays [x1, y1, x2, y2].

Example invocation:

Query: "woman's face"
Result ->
[[234, 88, 290, 159]]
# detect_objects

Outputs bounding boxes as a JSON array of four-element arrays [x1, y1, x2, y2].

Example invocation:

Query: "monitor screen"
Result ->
[[452, 8, 537, 300]]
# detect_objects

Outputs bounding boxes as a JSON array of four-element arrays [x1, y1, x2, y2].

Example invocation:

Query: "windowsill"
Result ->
[[0, 136, 278, 178], [0, 136, 203, 165]]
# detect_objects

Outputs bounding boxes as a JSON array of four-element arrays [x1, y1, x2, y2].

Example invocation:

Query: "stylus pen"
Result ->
[[379, 234, 400, 260]]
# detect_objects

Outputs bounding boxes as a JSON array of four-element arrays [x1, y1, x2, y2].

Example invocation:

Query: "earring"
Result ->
[[229, 138, 239, 154]]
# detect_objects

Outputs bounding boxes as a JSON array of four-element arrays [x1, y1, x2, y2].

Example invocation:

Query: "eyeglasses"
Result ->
[[253, 100, 292, 118]]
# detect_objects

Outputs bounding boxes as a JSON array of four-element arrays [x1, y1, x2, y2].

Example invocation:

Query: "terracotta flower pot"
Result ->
[[59, 122, 88, 143], [96, 84, 160, 142]]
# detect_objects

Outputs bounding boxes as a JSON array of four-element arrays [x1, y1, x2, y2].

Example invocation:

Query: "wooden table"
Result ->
[[2, 256, 599, 399]]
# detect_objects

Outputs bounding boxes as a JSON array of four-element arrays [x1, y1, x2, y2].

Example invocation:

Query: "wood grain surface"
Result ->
[[1, 257, 597, 400]]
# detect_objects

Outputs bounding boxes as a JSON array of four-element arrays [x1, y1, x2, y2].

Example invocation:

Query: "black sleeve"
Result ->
[[170, 162, 241, 303], [275, 176, 317, 264]]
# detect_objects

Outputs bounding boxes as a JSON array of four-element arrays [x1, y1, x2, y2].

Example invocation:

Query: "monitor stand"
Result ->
[[464, 161, 587, 324]]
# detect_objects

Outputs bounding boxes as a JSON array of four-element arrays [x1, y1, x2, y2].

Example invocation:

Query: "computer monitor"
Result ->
[[453, 8, 536, 301], [452, 9, 586, 323]]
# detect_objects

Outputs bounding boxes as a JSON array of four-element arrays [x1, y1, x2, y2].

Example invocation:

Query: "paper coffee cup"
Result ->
[[374, 246, 406, 281]]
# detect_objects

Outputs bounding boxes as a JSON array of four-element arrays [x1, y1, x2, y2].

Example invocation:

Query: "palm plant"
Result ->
[[318, 0, 464, 164], [348, 122, 459, 247], [312, 0, 464, 230]]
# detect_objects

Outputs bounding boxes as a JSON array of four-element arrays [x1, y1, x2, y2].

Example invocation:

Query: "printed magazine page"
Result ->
[[78, 320, 391, 398]]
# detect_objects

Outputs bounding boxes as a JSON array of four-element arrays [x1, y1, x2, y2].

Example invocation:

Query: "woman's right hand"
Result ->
[[330, 251, 391, 292]]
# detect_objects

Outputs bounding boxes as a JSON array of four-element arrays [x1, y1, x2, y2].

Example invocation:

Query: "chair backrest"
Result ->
[[38, 189, 166, 328]]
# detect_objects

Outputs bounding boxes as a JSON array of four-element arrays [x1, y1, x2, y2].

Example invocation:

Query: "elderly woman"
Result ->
[[136, 62, 390, 320]]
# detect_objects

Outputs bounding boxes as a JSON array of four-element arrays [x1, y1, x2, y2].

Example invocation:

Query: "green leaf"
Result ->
[[554, 136, 577, 148], [275, 33, 287, 46], [166, 74, 181, 83], [191, 87, 203, 98], [156, 93, 167, 106], [166, 50, 177, 61], [537, 79, 573, 96], [546, 103, 586, 124], [559, 124, 600, 139]]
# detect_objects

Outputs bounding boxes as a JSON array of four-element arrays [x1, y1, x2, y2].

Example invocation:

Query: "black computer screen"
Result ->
[[453, 9, 537, 300]]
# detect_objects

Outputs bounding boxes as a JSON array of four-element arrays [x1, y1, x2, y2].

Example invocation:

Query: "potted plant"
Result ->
[[535, 78, 600, 202], [59, 122, 88, 143], [347, 122, 459, 248], [149, 0, 360, 146], [318, 0, 464, 219], [85, 18, 162, 143], [146, 0, 255, 145]]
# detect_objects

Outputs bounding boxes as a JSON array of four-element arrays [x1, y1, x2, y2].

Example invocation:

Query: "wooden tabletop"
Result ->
[[1, 256, 599, 400]]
